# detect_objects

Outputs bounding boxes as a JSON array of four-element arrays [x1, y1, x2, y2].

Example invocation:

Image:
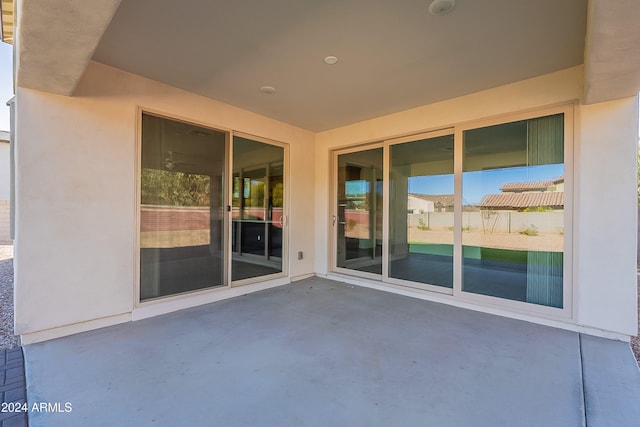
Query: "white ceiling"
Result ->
[[92, 0, 587, 132]]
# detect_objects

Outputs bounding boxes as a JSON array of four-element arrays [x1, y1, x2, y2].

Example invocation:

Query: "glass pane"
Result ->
[[336, 148, 383, 274], [140, 114, 226, 300], [389, 135, 454, 287], [232, 137, 284, 281], [462, 114, 564, 308]]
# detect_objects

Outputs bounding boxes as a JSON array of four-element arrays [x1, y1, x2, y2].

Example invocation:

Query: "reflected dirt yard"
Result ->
[[409, 228, 564, 252], [345, 223, 564, 253]]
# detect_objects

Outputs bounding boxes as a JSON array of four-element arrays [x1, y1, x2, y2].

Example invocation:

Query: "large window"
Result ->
[[462, 114, 564, 307], [332, 108, 570, 313]]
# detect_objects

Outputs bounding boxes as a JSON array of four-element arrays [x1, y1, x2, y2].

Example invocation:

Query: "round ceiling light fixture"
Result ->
[[428, 0, 455, 16], [323, 56, 338, 65], [260, 85, 277, 94]]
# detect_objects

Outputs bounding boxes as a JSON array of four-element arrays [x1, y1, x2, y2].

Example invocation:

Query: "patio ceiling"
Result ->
[[0, 0, 13, 43], [10, 0, 640, 132]]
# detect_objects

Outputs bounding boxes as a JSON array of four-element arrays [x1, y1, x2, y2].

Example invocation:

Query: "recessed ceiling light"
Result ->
[[260, 86, 276, 94], [324, 56, 338, 65], [429, 0, 455, 16]]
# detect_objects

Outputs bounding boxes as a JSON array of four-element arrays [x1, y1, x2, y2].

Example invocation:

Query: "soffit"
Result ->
[[16, 0, 121, 95], [93, 0, 588, 132], [583, 0, 640, 104], [0, 0, 13, 43]]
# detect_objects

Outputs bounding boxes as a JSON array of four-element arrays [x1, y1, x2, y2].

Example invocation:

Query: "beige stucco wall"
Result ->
[[14, 61, 316, 339], [315, 65, 638, 337], [576, 97, 638, 335], [14, 62, 638, 341]]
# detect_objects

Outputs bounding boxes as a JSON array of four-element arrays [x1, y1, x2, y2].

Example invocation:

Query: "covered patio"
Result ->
[[24, 277, 640, 427]]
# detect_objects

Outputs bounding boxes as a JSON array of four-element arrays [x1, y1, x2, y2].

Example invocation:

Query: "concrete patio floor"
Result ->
[[23, 277, 640, 427]]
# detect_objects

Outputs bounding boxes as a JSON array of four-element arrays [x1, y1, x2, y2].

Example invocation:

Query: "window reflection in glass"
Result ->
[[389, 135, 454, 287], [462, 114, 564, 308], [140, 114, 226, 300], [336, 148, 383, 274], [232, 137, 284, 281]]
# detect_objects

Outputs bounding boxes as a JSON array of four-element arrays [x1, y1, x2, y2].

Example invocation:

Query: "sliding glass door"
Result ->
[[388, 132, 454, 289], [462, 114, 565, 308], [232, 135, 285, 282], [139, 114, 287, 301], [335, 147, 383, 275], [140, 113, 227, 300], [332, 107, 570, 314]]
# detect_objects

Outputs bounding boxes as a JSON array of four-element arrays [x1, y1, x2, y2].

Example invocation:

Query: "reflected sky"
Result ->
[[408, 164, 563, 205], [409, 175, 453, 195]]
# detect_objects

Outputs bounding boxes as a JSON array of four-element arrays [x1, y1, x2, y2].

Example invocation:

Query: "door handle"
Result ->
[[332, 215, 336, 226]]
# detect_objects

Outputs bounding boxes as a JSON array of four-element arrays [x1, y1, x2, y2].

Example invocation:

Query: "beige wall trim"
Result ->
[[19, 312, 131, 345], [16, 0, 121, 95], [132, 277, 291, 322]]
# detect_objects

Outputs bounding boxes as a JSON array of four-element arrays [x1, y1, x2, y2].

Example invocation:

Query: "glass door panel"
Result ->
[[139, 113, 226, 300], [389, 134, 454, 287], [232, 136, 284, 281], [336, 148, 383, 275], [462, 114, 564, 308]]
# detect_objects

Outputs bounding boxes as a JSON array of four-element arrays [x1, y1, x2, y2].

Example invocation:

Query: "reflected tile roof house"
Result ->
[[500, 176, 565, 193], [0, 0, 638, 358], [479, 192, 565, 211], [480, 177, 565, 210]]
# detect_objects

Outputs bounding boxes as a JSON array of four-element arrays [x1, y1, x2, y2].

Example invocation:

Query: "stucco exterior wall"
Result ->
[[314, 66, 638, 337], [13, 62, 638, 341], [575, 97, 638, 335], [14, 61, 316, 341]]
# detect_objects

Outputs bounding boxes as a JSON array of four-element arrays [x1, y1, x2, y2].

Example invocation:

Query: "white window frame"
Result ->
[[453, 104, 574, 319]]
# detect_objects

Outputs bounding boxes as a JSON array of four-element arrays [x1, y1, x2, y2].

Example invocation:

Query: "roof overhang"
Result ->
[[583, 0, 640, 104], [0, 0, 13, 44], [15, 0, 121, 96], [8, 0, 640, 127]]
